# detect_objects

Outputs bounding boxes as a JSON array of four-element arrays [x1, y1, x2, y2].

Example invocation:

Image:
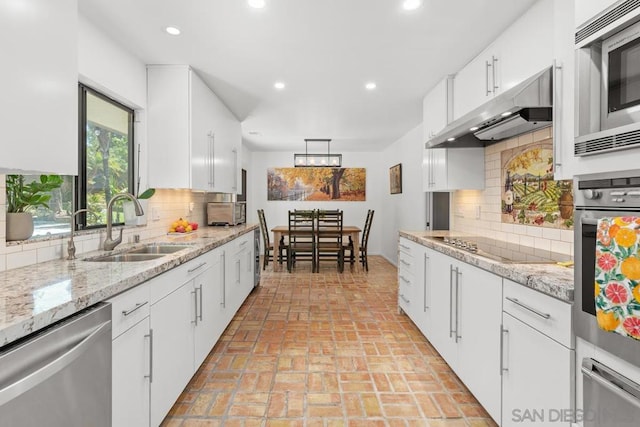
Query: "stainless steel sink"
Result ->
[[84, 244, 194, 262], [126, 244, 193, 255], [87, 253, 166, 262]]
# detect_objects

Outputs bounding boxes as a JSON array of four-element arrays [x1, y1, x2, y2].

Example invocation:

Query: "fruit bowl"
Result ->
[[168, 218, 199, 234]]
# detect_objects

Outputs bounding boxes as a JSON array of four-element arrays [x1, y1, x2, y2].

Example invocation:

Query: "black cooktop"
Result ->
[[430, 236, 572, 264]]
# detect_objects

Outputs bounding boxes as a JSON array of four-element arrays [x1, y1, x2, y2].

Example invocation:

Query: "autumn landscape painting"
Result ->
[[267, 168, 366, 201]]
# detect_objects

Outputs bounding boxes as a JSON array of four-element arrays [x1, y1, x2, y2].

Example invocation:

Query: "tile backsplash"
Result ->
[[0, 176, 206, 272], [450, 127, 574, 256]]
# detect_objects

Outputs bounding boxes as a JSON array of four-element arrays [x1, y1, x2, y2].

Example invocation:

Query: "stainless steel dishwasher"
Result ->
[[0, 303, 112, 427]]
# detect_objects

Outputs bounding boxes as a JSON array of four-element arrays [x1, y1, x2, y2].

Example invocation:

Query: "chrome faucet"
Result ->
[[103, 193, 144, 251], [67, 209, 88, 260]]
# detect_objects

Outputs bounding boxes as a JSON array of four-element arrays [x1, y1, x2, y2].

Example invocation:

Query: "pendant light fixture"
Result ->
[[294, 139, 342, 167]]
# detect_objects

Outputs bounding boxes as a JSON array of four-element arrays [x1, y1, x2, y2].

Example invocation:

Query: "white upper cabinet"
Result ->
[[147, 65, 241, 192], [423, 77, 453, 143], [551, 0, 576, 180], [575, 0, 619, 28], [1, 0, 78, 175], [452, 47, 496, 120], [453, 0, 553, 121], [423, 147, 485, 192]]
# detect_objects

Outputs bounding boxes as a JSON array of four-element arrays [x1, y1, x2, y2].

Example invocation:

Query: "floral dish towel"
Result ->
[[595, 217, 640, 339]]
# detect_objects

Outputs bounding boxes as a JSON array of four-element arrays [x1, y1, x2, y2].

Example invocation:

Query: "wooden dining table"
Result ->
[[271, 225, 362, 272]]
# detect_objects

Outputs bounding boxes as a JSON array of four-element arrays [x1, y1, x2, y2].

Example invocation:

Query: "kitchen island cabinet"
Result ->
[[147, 65, 241, 193], [1, 0, 78, 175]]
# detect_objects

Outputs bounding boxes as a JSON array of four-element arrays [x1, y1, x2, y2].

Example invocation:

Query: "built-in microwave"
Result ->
[[602, 21, 640, 131], [575, 1, 640, 156]]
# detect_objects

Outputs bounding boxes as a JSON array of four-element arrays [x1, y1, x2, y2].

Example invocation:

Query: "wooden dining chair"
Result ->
[[287, 209, 317, 273], [345, 209, 374, 271], [257, 209, 285, 270], [316, 209, 344, 273]]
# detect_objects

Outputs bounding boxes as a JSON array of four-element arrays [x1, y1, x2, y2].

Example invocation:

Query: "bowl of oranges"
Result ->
[[168, 218, 198, 234]]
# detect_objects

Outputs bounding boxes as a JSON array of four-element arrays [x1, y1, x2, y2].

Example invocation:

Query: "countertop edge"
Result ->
[[399, 230, 574, 303], [0, 225, 258, 347]]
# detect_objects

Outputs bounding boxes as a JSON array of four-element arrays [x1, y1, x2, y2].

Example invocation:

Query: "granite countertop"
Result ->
[[0, 224, 258, 347], [399, 230, 574, 303]]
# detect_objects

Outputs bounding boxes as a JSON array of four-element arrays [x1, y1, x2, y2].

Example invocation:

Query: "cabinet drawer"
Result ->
[[108, 281, 151, 339], [398, 280, 413, 312], [503, 279, 573, 348], [398, 250, 415, 276], [149, 252, 214, 304], [399, 238, 417, 256]]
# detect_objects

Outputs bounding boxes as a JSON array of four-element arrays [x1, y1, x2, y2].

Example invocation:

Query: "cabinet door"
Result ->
[[551, 0, 575, 181], [428, 148, 485, 192], [1, 0, 77, 175], [190, 70, 215, 191], [456, 263, 502, 423], [150, 282, 195, 427], [194, 253, 223, 367], [423, 78, 451, 142], [453, 52, 493, 120], [499, 0, 553, 93], [147, 65, 191, 189], [426, 249, 458, 368], [112, 317, 150, 427], [502, 313, 574, 427]]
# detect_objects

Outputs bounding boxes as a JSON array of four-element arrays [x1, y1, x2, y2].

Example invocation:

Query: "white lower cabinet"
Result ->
[[501, 279, 574, 427], [400, 243, 502, 422], [112, 317, 151, 427], [109, 231, 255, 427], [501, 313, 573, 426], [109, 281, 151, 427], [150, 277, 197, 426]]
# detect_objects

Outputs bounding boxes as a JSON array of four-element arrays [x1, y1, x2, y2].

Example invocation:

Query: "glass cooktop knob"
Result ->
[[583, 189, 602, 200]]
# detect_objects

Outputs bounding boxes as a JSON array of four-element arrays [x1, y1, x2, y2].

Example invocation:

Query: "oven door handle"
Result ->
[[580, 218, 599, 226], [582, 363, 640, 410]]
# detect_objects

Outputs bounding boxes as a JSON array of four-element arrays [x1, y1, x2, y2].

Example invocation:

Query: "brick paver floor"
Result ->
[[161, 256, 497, 427]]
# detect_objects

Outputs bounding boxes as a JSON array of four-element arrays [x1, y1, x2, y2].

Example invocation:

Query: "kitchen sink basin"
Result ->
[[84, 244, 194, 262], [126, 244, 194, 255], [87, 253, 166, 262]]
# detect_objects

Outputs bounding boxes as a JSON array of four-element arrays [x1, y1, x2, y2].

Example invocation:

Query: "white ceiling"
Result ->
[[79, 0, 536, 152]]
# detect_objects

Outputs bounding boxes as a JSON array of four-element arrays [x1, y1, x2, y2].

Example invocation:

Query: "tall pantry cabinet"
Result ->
[[147, 65, 241, 193]]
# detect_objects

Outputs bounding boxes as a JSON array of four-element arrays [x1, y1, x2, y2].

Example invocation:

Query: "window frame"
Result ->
[[77, 83, 135, 230]]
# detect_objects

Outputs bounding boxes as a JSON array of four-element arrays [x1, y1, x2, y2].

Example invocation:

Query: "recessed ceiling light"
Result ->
[[365, 82, 377, 90], [274, 81, 285, 90], [447, 137, 455, 142], [248, 0, 266, 9], [469, 126, 479, 131], [248, 131, 261, 135], [165, 26, 181, 36], [402, 0, 422, 11], [501, 111, 512, 117]]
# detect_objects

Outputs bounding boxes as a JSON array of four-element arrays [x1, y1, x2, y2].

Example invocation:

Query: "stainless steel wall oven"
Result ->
[[575, 170, 640, 366], [575, 169, 640, 426]]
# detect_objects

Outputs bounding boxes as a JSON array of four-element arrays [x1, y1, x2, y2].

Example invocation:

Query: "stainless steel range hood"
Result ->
[[427, 66, 552, 149]]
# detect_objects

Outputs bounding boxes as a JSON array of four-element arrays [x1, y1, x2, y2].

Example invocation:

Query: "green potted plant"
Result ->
[[6, 174, 64, 241]]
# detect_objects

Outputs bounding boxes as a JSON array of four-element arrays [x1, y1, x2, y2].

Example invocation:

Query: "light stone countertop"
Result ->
[[399, 230, 574, 303], [0, 224, 258, 347]]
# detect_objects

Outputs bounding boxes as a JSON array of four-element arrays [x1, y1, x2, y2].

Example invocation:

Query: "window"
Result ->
[[77, 84, 134, 229]]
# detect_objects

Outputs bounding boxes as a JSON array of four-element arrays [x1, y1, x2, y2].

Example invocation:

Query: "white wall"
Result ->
[[249, 151, 383, 255], [379, 125, 427, 265]]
